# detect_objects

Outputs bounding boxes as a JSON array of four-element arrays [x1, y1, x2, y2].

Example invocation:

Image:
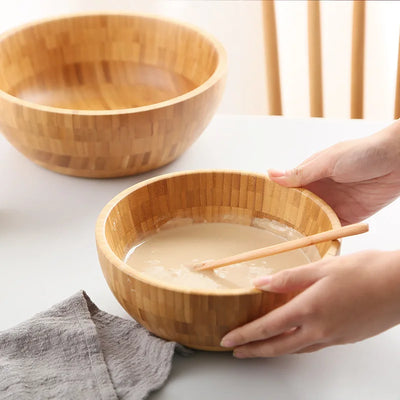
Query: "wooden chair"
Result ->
[[262, 0, 400, 119]]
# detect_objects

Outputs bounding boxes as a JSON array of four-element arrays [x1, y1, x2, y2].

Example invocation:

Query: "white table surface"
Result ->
[[1, 115, 400, 399]]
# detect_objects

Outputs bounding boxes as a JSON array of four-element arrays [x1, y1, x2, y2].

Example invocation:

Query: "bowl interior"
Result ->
[[0, 14, 220, 110], [103, 171, 340, 290]]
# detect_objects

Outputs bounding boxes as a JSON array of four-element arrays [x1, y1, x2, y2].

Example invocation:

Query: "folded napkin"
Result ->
[[0, 291, 184, 400]]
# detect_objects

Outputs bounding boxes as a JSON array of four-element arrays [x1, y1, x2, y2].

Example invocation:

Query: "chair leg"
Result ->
[[308, 0, 323, 118], [262, 0, 282, 115], [351, 0, 366, 119]]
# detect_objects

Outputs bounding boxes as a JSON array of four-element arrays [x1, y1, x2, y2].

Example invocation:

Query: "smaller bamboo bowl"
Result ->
[[96, 170, 341, 351]]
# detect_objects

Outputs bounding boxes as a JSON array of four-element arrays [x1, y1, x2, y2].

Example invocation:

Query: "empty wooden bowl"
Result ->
[[0, 14, 226, 177], [96, 170, 341, 350]]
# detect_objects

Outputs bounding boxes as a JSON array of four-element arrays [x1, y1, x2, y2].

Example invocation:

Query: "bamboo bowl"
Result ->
[[0, 14, 226, 178], [96, 170, 341, 351]]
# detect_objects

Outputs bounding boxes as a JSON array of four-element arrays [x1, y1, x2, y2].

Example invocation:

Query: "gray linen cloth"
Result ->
[[0, 290, 183, 400]]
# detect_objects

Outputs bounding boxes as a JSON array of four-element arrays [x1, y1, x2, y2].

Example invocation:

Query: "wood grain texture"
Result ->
[[96, 170, 341, 351], [0, 13, 227, 177]]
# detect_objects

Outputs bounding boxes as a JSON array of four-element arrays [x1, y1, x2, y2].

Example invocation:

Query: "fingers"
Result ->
[[253, 261, 327, 293], [220, 263, 327, 347], [232, 327, 318, 358], [220, 260, 334, 357], [220, 262, 331, 356], [220, 303, 299, 348], [231, 328, 330, 358], [268, 151, 334, 187]]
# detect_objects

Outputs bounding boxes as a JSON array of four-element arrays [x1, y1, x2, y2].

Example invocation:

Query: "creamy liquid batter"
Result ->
[[125, 220, 321, 291]]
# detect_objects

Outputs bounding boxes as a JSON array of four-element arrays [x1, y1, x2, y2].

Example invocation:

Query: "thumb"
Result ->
[[253, 263, 326, 293], [268, 154, 333, 187]]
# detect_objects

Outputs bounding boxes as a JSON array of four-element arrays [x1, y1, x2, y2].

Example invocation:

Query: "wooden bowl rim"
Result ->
[[95, 169, 341, 296], [0, 11, 227, 116]]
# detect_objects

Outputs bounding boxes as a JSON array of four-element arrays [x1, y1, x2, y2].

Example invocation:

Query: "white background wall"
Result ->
[[1, 0, 399, 120]]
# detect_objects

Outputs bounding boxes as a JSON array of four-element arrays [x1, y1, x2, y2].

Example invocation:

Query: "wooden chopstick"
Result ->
[[192, 222, 369, 272]]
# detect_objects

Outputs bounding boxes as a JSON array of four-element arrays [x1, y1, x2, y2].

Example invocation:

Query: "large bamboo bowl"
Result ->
[[96, 170, 341, 350], [0, 14, 226, 178]]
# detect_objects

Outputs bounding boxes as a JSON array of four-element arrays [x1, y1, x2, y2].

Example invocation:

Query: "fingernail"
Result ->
[[220, 336, 234, 348], [233, 350, 247, 359], [267, 168, 285, 178], [253, 276, 272, 290]]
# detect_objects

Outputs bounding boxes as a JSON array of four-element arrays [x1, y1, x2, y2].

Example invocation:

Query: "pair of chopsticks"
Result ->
[[192, 223, 369, 271]]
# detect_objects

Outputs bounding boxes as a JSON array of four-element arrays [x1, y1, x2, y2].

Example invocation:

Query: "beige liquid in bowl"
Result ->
[[125, 219, 321, 291]]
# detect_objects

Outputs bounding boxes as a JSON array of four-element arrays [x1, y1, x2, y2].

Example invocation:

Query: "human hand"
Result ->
[[220, 250, 400, 358], [268, 120, 400, 224]]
